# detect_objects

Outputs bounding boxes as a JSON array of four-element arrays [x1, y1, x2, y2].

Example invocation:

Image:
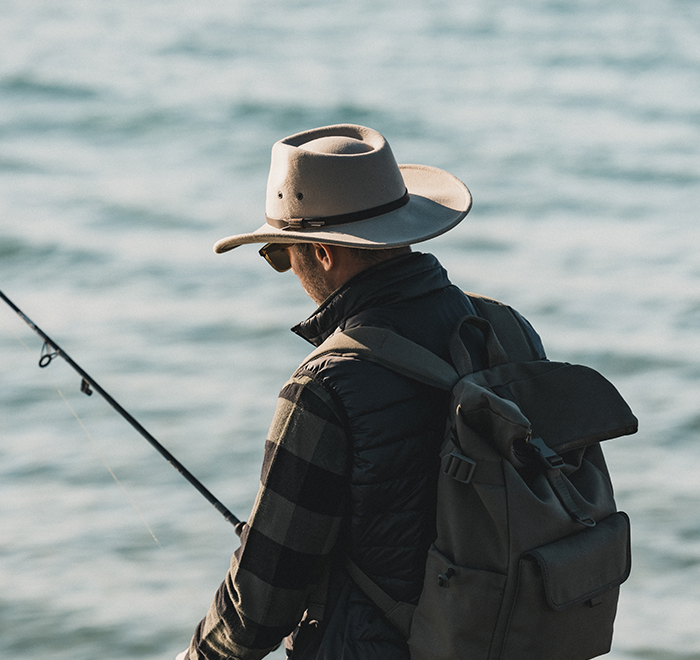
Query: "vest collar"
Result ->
[[291, 251, 451, 346]]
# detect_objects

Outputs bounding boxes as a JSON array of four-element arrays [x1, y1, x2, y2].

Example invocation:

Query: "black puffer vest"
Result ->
[[288, 252, 544, 660]]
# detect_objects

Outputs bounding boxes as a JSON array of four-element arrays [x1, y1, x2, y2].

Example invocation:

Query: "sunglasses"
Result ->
[[259, 243, 293, 272]]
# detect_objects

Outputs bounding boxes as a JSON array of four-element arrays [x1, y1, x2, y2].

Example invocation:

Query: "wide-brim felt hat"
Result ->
[[214, 124, 472, 254]]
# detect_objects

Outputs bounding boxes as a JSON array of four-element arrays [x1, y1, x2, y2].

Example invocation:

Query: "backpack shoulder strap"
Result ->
[[298, 326, 459, 391], [466, 292, 540, 362], [343, 555, 415, 637]]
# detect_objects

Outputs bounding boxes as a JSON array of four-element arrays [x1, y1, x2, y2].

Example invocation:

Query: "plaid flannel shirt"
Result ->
[[185, 369, 349, 660]]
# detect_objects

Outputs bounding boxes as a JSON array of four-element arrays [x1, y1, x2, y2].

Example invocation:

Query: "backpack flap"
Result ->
[[474, 360, 638, 454], [522, 511, 631, 611]]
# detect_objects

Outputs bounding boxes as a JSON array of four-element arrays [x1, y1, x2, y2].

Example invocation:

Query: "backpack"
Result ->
[[303, 294, 637, 660]]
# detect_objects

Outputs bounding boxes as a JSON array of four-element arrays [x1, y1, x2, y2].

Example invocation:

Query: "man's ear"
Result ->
[[314, 243, 334, 271]]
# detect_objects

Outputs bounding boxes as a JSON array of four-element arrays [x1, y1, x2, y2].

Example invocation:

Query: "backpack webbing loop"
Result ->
[[450, 315, 508, 375], [466, 293, 540, 362]]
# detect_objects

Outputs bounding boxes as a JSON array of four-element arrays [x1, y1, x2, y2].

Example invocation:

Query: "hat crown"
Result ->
[[300, 135, 373, 155], [265, 124, 406, 221]]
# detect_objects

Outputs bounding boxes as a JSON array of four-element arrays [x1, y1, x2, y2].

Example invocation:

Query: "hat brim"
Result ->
[[213, 164, 472, 253]]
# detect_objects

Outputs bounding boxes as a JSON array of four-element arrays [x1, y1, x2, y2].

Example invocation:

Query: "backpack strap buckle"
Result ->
[[528, 435, 565, 469], [442, 451, 477, 483]]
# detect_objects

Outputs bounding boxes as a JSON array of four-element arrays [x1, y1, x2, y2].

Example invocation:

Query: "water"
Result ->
[[1, 1, 699, 658]]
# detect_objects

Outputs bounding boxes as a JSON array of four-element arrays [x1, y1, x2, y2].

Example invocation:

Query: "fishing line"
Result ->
[[1, 311, 223, 606], [1, 315, 162, 544]]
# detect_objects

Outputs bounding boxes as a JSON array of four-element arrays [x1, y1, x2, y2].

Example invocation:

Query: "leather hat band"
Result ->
[[266, 189, 410, 231]]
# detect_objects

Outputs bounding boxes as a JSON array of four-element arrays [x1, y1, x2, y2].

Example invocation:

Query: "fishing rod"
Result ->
[[0, 288, 244, 534]]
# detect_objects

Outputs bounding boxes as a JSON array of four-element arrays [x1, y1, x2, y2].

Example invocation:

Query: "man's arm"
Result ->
[[184, 371, 349, 660]]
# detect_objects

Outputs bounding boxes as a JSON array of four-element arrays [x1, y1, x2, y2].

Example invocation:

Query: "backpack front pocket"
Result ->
[[501, 511, 631, 660]]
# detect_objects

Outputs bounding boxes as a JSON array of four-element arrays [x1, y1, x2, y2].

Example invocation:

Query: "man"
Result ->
[[178, 124, 545, 660]]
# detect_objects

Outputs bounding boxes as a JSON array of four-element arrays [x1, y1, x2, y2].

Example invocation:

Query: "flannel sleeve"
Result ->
[[185, 371, 349, 660]]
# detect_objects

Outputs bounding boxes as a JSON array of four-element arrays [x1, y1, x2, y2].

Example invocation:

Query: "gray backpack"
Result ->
[[306, 294, 637, 660]]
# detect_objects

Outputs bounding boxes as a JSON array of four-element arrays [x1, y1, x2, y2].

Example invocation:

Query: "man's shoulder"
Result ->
[[278, 367, 345, 416]]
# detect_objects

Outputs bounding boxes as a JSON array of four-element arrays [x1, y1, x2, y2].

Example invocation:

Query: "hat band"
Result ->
[[266, 189, 410, 231]]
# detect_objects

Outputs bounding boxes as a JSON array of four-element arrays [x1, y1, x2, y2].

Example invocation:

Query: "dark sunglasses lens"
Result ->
[[270, 248, 291, 272], [260, 244, 292, 272]]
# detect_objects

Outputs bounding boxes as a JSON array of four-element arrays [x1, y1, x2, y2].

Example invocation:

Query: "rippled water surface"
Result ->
[[1, 1, 699, 658]]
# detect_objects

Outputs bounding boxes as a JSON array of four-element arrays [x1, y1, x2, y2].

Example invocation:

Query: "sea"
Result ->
[[1, 1, 698, 658]]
